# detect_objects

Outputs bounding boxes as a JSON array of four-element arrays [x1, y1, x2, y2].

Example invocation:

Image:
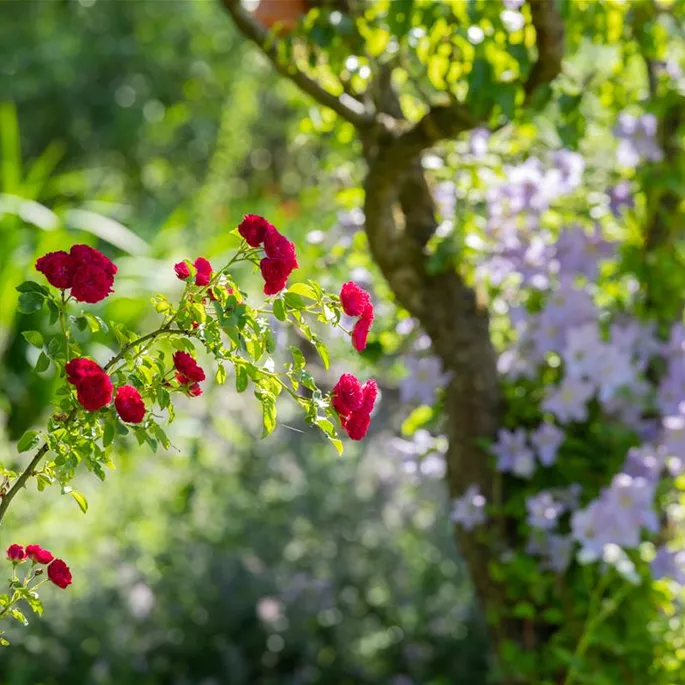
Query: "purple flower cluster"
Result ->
[[450, 485, 487, 531], [613, 112, 663, 168], [492, 422, 564, 478]]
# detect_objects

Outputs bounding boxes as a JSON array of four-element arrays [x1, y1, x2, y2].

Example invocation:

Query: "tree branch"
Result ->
[[524, 0, 565, 98], [220, 0, 373, 129]]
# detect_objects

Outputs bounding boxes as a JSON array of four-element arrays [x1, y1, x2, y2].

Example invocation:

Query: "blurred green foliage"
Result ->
[[0, 1, 487, 683]]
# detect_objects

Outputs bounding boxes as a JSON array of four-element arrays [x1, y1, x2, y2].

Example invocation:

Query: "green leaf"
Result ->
[[284, 292, 305, 310], [9, 609, 27, 626], [315, 341, 330, 370], [235, 365, 248, 393], [17, 430, 40, 453], [34, 352, 50, 373], [69, 490, 88, 514], [151, 424, 171, 450], [17, 291, 44, 314], [16, 281, 48, 295], [256, 390, 277, 438], [103, 421, 115, 448], [287, 283, 318, 301], [273, 298, 286, 322], [22, 330, 44, 348], [215, 364, 227, 385], [83, 312, 101, 332], [46, 299, 59, 325]]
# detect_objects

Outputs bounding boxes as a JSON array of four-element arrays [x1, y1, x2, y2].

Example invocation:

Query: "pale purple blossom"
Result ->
[[614, 112, 663, 167], [624, 444, 667, 481], [555, 225, 616, 279], [607, 181, 634, 216], [450, 485, 487, 531], [530, 422, 564, 466], [651, 546, 685, 584], [526, 491, 565, 530], [527, 532, 574, 573], [400, 356, 449, 406], [542, 377, 594, 424], [469, 128, 489, 158], [492, 428, 536, 478], [553, 150, 585, 192]]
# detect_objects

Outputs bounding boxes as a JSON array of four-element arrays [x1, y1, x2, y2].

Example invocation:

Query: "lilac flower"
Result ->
[[661, 413, 685, 462], [542, 377, 594, 424], [502, 0, 524, 8], [526, 491, 565, 530], [450, 485, 486, 531], [400, 356, 449, 406], [623, 444, 666, 481], [594, 347, 636, 404], [502, 158, 556, 215], [657, 360, 685, 416], [607, 181, 634, 216], [562, 323, 603, 379], [651, 546, 685, 584], [571, 501, 616, 561], [614, 113, 663, 167], [603, 473, 659, 540], [469, 128, 489, 158], [530, 422, 564, 466], [555, 225, 616, 279], [393, 430, 447, 480], [553, 150, 585, 193], [434, 181, 456, 221], [492, 428, 536, 478], [527, 532, 574, 573]]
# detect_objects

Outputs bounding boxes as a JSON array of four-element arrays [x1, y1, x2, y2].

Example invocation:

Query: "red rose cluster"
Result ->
[[331, 373, 378, 440], [6, 544, 72, 589], [173, 351, 205, 397], [36, 244, 117, 304], [340, 282, 374, 352], [174, 257, 213, 286], [66, 358, 146, 422], [238, 215, 299, 295]]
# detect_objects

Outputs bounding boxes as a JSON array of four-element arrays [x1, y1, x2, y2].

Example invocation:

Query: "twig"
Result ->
[[220, 0, 372, 129]]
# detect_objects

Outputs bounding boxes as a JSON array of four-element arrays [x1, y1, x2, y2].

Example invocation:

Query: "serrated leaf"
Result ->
[[69, 490, 88, 514], [315, 341, 330, 370], [83, 312, 101, 332], [215, 364, 227, 385], [22, 330, 44, 348], [34, 352, 50, 373], [273, 298, 286, 322], [151, 424, 171, 450], [256, 390, 277, 437], [287, 283, 318, 301], [17, 292, 44, 314], [235, 365, 248, 393], [103, 421, 115, 447], [17, 430, 40, 453], [16, 281, 48, 295], [284, 292, 305, 310]]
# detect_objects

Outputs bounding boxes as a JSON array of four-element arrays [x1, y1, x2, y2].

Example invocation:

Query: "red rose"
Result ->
[[264, 226, 298, 270], [47, 558, 72, 589], [35, 251, 75, 289], [65, 358, 103, 386], [26, 544, 54, 565], [115, 385, 146, 424], [174, 261, 191, 280], [194, 257, 213, 286], [187, 382, 203, 397], [173, 351, 206, 383], [6, 544, 26, 562], [76, 371, 113, 411], [339, 282, 371, 318], [70, 244, 117, 276], [332, 374, 363, 417], [238, 214, 272, 247], [70, 263, 114, 303], [351, 316, 372, 352], [260, 258, 291, 295], [344, 411, 371, 440], [360, 379, 378, 415]]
